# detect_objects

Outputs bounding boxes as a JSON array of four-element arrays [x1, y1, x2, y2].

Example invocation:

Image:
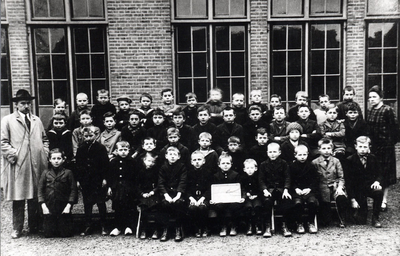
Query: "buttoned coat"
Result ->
[[215, 122, 244, 150], [258, 157, 291, 193], [312, 156, 345, 202], [1, 111, 49, 201], [158, 161, 187, 197]]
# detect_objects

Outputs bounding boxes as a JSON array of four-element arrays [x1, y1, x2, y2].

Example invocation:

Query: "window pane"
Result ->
[[75, 55, 90, 78], [383, 75, 397, 99], [310, 76, 324, 99], [76, 80, 91, 101], [73, 0, 104, 18], [368, 23, 383, 47], [288, 26, 302, 49], [92, 80, 106, 100], [90, 28, 105, 52], [288, 51, 301, 75], [53, 81, 68, 101], [193, 27, 206, 51], [50, 28, 66, 53], [1, 53, 8, 79], [215, 0, 229, 15], [193, 53, 207, 77], [216, 78, 230, 102], [33, 0, 48, 17], [1, 81, 10, 106], [368, 49, 382, 73], [178, 53, 192, 77], [91, 55, 105, 78], [49, 0, 64, 17], [231, 26, 245, 50], [39, 81, 53, 105], [176, 0, 207, 17], [368, 0, 399, 14], [176, 0, 191, 16], [231, 0, 245, 16], [288, 77, 302, 101], [326, 76, 339, 99], [273, 26, 287, 50], [326, 50, 339, 74], [216, 26, 229, 50], [311, 25, 325, 49], [272, 0, 302, 16], [272, 77, 287, 101], [232, 78, 245, 95], [326, 24, 340, 48], [33, 0, 64, 18], [194, 79, 208, 102], [383, 49, 397, 73], [273, 52, 286, 75], [177, 79, 192, 103], [231, 52, 244, 76], [310, 0, 341, 15], [192, 0, 207, 16], [1, 0, 6, 19], [311, 51, 324, 74], [177, 26, 191, 52], [37, 55, 51, 79], [216, 52, 230, 76], [72, 0, 87, 18], [74, 29, 89, 53], [383, 23, 397, 47], [368, 75, 381, 87], [35, 28, 50, 53], [214, 0, 245, 17], [89, 0, 104, 17], [52, 55, 66, 79]]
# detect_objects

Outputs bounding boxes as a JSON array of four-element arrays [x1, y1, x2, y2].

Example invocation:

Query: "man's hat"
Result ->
[[11, 89, 36, 102], [116, 95, 132, 104]]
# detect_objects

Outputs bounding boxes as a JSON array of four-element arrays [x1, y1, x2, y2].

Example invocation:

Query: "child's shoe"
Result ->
[[263, 223, 272, 238], [255, 224, 263, 235], [160, 228, 168, 242], [174, 227, 183, 242], [229, 226, 237, 236], [202, 227, 209, 237], [296, 223, 305, 234], [110, 228, 121, 236], [219, 226, 227, 237], [372, 216, 382, 228], [195, 228, 202, 238], [124, 227, 133, 236], [282, 222, 292, 237], [140, 230, 146, 239], [151, 230, 159, 239], [101, 226, 107, 236], [246, 223, 253, 236], [308, 223, 318, 234], [80, 226, 92, 236]]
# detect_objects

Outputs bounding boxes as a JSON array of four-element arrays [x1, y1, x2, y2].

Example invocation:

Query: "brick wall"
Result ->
[[250, 0, 269, 102], [346, 0, 366, 114], [107, 0, 172, 108], [5, 0, 31, 97]]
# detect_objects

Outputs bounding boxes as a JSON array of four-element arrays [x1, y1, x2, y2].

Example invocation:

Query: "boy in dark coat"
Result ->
[[75, 126, 109, 236], [160, 128, 190, 167], [193, 106, 222, 153], [249, 128, 269, 166], [90, 89, 116, 132], [121, 110, 147, 157], [226, 136, 247, 175], [259, 142, 293, 238], [297, 104, 322, 157], [280, 122, 309, 164], [115, 95, 132, 131], [38, 148, 77, 238], [158, 146, 187, 242], [187, 151, 212, 238], [241, 159, 263, 236], [182, 92, 199, 127], [147, 108, 168, 151], [232, 93, 248, 126], [344, 102, 368, 156], [215, 107, 244, 152], [107, 141, 137, 236], [243, 105, 269, 150], [344, 136, 383, 227], [287, 91, 317, 122], [47, 113, 73, 167], [172, 109, 196, 151], [192, 132, 219, 174], [269, 106, 290, 144], [289, 145, 319, 234]]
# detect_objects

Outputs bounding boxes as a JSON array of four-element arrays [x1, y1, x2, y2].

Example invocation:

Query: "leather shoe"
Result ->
[[372, 216, 382, 228], [219, 226, 227, 237], [80, 226, 92, 236], [11, 230, 21, 239], [174, 227, 183, 242], [263, 223, 272, 238], [296, 223, 305, 234], [160, 228, 168, 242], [151, 230, 159, 239], [101, 227, 107, 236], [195, 228, 202, 238], [202, 228, 209, 237], [140, 231, 146, 239], [246, 223, 253, 236], [229, 226, 237, 236], [282, 222, 292, 237], [255, 224, 263, 235]]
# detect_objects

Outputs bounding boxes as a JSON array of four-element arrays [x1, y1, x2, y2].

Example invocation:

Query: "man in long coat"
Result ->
[[1, 89, 49, 238]]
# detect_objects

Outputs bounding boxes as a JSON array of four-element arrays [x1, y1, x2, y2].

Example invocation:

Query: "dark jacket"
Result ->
[[269, 120, 290, 143], [344, 153, 382, 199], [287, 105, 317, 122], [344, 118, 368, 150], [115, 109, 131, 131], [147, 125, 168, 150], [187, 166, 212, 200], [108, 156, 137, 201], [259, 157, 290, 193], [243, 119, 269, 149], [183, 105, 198, 127], [249, 144, 268, 166], [193, 122, 221, 152], [241, 172, 261, 196], [296, 119, 322, 149], [207, 169, 242, 200], [91, 102, 117, 131], [280, 139, 309, 164], [233, 106, 249, 126], [160, 143, 190, 167], [289, 160, 319, 196], [158, 161, 187, 197], [38, 168, 78, 211], [215, 122, 244, 150], [47, 127, 73, 162], [176, 124, 196, 151], [121, 124, 147, 153]]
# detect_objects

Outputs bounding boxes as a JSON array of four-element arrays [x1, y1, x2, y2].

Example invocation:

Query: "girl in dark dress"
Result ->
[[367, 85, 399, 211]]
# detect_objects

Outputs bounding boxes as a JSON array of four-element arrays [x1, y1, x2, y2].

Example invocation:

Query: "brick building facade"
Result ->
[[1, 0, 399, 131]]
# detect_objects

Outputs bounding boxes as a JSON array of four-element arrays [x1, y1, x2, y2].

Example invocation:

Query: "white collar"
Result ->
[[18, 111, 31, 121]]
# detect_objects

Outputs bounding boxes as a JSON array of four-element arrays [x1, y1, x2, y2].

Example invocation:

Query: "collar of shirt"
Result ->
[[18, 111, 30, 121]]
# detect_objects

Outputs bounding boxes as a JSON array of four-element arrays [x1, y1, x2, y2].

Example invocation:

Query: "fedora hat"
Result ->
[[11, 89, 36, 102]]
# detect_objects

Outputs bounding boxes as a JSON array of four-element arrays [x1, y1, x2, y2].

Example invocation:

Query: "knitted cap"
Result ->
[[368, 85, 383, 98], [286, 122, 303, 135]]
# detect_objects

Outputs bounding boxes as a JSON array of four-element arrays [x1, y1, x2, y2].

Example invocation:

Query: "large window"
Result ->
[[172, 0, 249, 104], [366, 0, 400, 114], [269, 0, 344, 109], [1, 0, 12, 114], [29, 0, 108, 117]]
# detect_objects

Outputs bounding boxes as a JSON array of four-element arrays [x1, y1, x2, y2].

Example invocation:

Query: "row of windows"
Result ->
[[1, 0, 399, 116]]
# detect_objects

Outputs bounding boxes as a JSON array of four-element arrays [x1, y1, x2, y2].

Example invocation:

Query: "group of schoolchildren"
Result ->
[[40, 86, 393, 242]]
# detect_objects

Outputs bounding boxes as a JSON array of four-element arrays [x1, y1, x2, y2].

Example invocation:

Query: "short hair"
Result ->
[[222, 106, 235, 115], [166, 146, 180, 155], [250, 89, 262, 96], [355, 136, 371, 146], [172, 107, 186, 117], [79, 109, 91, 117], [256, 127, 268, 135], [199, 132, 212, 141], [140, 93, 153, 102], [142, 137, 156, 145], [52, 113, 67, 122], [185, 92, 197, 100], [142, 152, 158, 162], [326, 103, 338, 112], [318, 138, 333, 148], [53, 98, 66, 108], [319, 94, 330, 101], [82, 126, 99, 135], [191, 151, 205, 160], [270, 94, 282, 102], [297, 104, 311, 112], [295, 91, 308, 100], [274, 105, 286, 114], [76, 93, 88, 100], [116, 141, 130, 149], [129, 109, 142, 119], [343, 85, 355, 95], [294, 145, 309, 154], [161, 88, 173, 96], [232, 93, 245, 100], [103, 111, 115, 120], [218, 152, 232, 164], [346, 102, 360, 113], [197, 105, 210, 114], [97, 89, 109, 96], [248, 105, 262, 113], [228, 136, 241, 144], [209, 88, 222, 96], [167, 127, 180, 137], [48, 148, 66, 159], [267, 142, 280, 151], [243, 158, 257, 168], [152, 108, 165, 117]]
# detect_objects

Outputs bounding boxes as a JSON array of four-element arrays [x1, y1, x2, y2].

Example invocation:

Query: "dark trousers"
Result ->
[[262, 190, 294, 223], [83, 200, 107, 227], [351, 188, 383, 224], [244, 198, 263, 225], [188, 203, 208, 228], [13, 199, 39, 232], [319, 195, 348, 226], [43, 214, 73, 238], [113, 201, 135, 230], [160, 198, 186, 228], [292, 194, 318, 223], [213, 203, 243, 227]]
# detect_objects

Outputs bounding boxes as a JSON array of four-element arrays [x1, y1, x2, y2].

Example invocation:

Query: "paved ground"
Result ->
[[1, 180, 400, 256]]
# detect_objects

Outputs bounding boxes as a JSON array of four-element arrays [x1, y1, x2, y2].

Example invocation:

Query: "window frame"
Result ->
[[366, 0, 400, 17], [1, 0, 12, 112], [27, 0, 109, 114], [268, 0, 346, 109], [171, 0, 250, 104]]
